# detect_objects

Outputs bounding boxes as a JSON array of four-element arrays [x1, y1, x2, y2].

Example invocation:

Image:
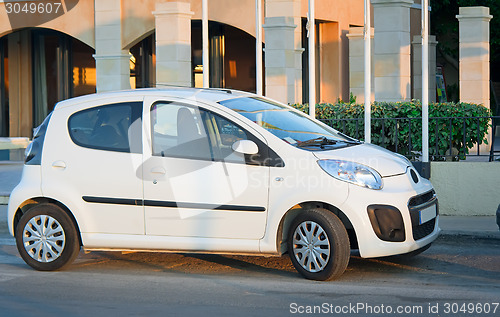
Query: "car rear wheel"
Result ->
[[15, 203, 80, 271], [288, 208, 350, 281]]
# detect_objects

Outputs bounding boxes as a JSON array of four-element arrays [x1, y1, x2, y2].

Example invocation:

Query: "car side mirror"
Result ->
[[231, 140, 259, 155]]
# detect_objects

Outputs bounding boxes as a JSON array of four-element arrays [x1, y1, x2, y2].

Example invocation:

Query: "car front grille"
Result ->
[[408, 190, 438, 241], [408, 190, 435, 208], [412, 218, 436, 241]]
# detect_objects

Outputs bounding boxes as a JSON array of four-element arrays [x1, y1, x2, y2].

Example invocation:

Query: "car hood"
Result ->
[[313, 143, 409, 177]]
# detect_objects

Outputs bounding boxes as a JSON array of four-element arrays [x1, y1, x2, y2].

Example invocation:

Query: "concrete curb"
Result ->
[[0, 194, 8, 205], [439, 231, 500, 241]]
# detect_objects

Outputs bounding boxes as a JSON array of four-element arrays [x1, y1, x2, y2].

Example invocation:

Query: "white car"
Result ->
[[8, 88, 440, 280]]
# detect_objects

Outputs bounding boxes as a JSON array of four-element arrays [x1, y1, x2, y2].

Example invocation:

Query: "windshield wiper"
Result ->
[[340, 139, 362, 145], [297, 137, 338, 149], [337, 132, 362, 144]]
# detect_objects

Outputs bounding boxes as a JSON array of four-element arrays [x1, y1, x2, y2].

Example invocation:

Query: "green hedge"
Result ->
[[290, 101, 492, 160]]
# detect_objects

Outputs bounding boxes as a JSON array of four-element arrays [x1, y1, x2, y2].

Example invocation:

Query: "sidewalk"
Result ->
[[0, 161, 23, 204], [0, 161, 499, 239]]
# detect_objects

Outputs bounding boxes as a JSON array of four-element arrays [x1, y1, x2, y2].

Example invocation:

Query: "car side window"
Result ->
[[151, 102, 212, 160], [68, 102, 142, 153], [151, 101, 283, 166], [208, 112, 249, 163]]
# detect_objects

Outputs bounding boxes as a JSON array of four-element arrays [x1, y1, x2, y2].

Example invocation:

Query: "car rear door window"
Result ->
[[68, 102, 142, 153]]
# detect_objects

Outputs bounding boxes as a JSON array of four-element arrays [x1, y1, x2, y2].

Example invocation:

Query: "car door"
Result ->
[[41, 98, 145, 235], [142, 96, 270, 239]]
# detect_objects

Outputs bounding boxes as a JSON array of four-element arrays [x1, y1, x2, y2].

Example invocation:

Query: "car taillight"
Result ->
[[24, 141, 38, 163]]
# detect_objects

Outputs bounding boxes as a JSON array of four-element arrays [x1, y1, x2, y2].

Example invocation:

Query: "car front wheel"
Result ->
[[15, 203, 80, 271], [288, 208, 350, 281]]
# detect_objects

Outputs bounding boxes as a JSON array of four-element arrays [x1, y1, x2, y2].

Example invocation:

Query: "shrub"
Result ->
[[290, 101, 492, 161]]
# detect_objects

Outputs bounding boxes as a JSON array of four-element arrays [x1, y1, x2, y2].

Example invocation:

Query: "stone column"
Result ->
[[94, 0, 131, 93], [372, 0, 413, 102], [456, 7, 492, 107], [264, 0, 303, 104], [412, 35, 438, 102], [153, 1, 194, 87], [347, 27, 374, 104]]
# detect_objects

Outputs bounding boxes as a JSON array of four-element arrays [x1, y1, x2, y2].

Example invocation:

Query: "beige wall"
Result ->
[[0, 1, 95, 48], [120, 0, 366, 50], [431, 162, 500, 216], [122, 0, 156, 49], [300, 0, 363, 26], [192, 0, 256, 37]]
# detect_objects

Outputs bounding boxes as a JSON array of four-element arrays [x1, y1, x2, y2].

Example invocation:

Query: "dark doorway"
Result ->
[[0, 38, 8, 137], [191, 21, 256, 93], [32, 29, 95, 127], [130, 33, 155, 89]]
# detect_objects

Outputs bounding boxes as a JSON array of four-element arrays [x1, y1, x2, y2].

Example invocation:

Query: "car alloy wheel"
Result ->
[[292, 221, 330, 273], [22, 214, 66, 263], [16, 203, 80, 271], [288, 208, 350, 281]]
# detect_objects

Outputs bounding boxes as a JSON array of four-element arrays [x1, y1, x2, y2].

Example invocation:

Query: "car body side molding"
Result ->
[[82, 196, 266, 212]]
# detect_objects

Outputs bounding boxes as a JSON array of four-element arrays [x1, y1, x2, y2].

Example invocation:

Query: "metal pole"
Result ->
[[422, 0, 429, 162], [202, 0, 209, 88], [256, 0, 263, 95], [364, 0, 371, 143], [308, 0, 316, 118]]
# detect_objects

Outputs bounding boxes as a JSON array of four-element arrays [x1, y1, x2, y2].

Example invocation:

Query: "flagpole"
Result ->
[[256, 0, 263, 95], [422, 0, 429, 164], [308, 0, 316, 118], [202, 0, 209, 88], [364, 0, 371, 143]]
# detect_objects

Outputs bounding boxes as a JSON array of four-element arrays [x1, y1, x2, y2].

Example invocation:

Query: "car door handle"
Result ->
[[52, 161, 66, 169], [150, 167, 166, 175]]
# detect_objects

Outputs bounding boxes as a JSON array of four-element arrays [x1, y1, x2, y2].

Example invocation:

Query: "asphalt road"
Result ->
[[0, 207, 499, 317]]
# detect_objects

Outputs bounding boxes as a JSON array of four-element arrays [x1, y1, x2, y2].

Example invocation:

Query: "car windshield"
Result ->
[[219, 97, 358, 149]]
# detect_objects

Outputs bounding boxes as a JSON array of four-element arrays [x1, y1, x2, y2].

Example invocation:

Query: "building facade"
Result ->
[[0, 0, 368, 138], [1, 0, 443, 140]]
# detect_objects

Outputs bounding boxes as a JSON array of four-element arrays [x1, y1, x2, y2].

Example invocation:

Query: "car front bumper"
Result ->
[[339, 170, 440, 258]]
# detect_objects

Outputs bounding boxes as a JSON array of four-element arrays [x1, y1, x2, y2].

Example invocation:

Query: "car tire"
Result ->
[[15, 203, 80, 271], [287, 208, 350, 281]]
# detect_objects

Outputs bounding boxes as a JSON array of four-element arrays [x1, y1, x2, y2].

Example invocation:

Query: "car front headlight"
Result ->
[[317, 160, 383, 190]]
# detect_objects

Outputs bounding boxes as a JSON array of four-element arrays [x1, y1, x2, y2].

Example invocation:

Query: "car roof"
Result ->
[[53, 87, 256, 110]]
